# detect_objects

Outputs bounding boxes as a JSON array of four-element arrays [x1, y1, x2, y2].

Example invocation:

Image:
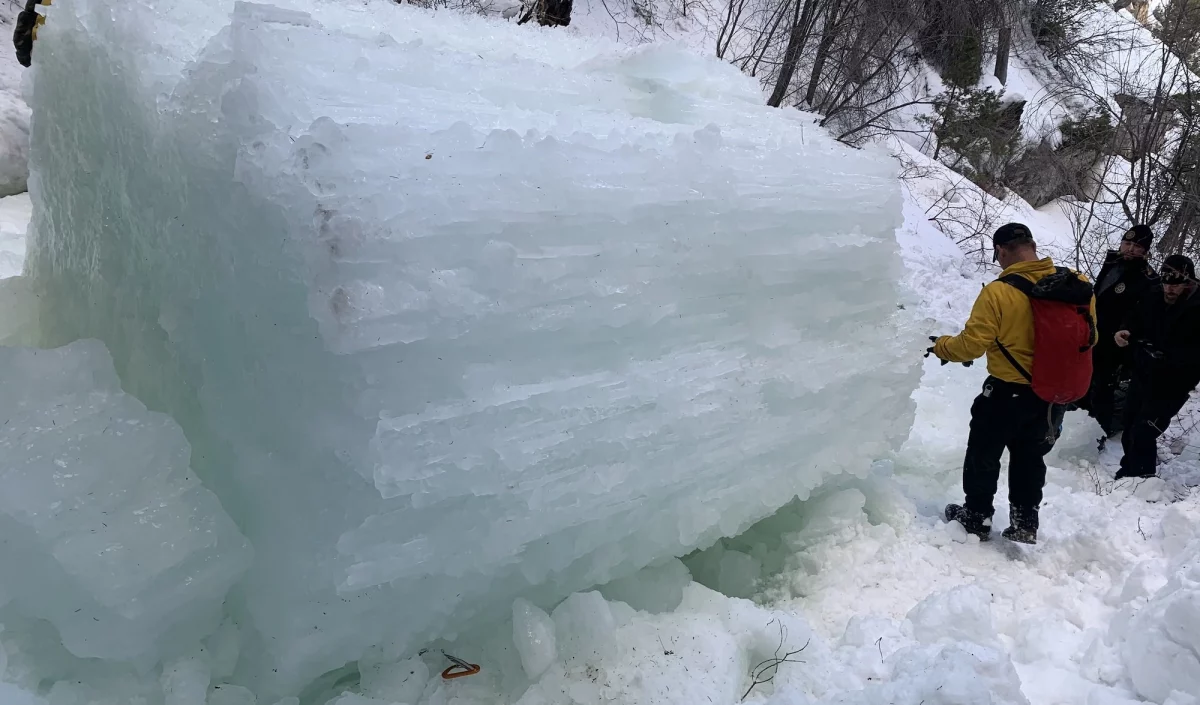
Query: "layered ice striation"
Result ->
[[0, 341, 251, 665], [26, 0, 919, 693]]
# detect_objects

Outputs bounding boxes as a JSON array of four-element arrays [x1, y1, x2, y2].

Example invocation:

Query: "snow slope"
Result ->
[[0, 0, 30, 196], [771, 190, 1200, 705]]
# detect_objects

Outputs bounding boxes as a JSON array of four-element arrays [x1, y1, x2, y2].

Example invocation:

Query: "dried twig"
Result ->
[[742, 620, 810, 701]]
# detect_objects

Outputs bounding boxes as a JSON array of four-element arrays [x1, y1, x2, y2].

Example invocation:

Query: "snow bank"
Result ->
[[0, 340, 251, 666], [488, 581, 1029, 705], [26, 0, 918, 693], [1120, 538, 1200, 703], [0, 91, 29, 197]]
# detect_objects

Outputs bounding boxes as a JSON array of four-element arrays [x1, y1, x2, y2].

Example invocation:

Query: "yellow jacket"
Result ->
[[933, 258, 1098, 385]]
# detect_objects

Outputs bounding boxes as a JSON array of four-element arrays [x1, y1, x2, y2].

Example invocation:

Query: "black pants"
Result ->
[[1119, 378, 1188, 476], [1084, 341, 1129, 436], [963, 377, 1054, 517]]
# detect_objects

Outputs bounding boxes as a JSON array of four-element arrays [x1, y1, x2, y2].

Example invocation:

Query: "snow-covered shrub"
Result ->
[[1005, 109, 1114, 208], [922, 87, 1025, 194]]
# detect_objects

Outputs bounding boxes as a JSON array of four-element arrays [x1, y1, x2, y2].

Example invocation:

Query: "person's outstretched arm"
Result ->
[[933, 285, 1001, 363]]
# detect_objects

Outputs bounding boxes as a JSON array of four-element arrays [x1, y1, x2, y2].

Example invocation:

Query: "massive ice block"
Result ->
[[26, 0, 919, 694], [0, 341, 251, 665]]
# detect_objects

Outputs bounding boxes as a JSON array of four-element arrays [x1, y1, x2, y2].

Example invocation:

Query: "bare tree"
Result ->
[[726, 0, 939, 143], [516, 0, 573, 26], [766, 0, 820, 106], [1023, 0, 1197, 244]]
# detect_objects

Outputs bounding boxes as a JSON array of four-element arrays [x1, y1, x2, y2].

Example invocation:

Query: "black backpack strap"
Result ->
[[994, 338, 1033, 383], [996, 275, 1035, 383], [999, 273, 1035, 296]]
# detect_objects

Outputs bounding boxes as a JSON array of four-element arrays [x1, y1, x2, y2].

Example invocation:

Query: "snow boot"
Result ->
[[1114, 467, 1156, 480], [1002, 505, 1039, 545], [945, 504, 992, 541]]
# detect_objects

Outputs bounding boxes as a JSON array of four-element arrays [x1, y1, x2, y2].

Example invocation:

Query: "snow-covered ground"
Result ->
[[765, 188, 1200, 705]]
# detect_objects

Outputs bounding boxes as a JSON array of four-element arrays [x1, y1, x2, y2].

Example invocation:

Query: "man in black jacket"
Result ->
[[1114, 254, 1200, 479], [1080, 225, 1158, 439], [13, 0, 40, 68]]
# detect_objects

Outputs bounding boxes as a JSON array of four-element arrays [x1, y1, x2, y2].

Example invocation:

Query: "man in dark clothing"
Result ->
[[1114, 254, 1200, 479], [1079, 225, 1159, 439], [13, 0, 40, 68]]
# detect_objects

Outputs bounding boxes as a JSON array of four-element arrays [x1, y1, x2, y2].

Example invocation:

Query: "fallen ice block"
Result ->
[[0, 341, 252, 664], [26, 0, 919, 694]]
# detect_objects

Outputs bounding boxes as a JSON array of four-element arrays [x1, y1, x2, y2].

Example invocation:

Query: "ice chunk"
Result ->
[[359, 655, 428, 702], [205, 620, 241, 681], [0, 276, 38, 346], [324, 695, 390, 705], [0, 193, 30, 279], [552, 593, 617, 667], [209, 684, 257, 705], [0, 341, 252, 664], [0, 683, 45, 705], [161, 653, 212, 705], [27, 0, 916, 693], [715, 551, 763, 599], [597, 559, 691, 614], [512, 599, 557, 679]]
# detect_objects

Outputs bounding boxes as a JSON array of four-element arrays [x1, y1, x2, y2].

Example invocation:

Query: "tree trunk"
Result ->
[[767, 0, 818, 108], [994, 26, 1011, 85], [536, 0, 572, 26], [1160, 201, 1194, 253], [804, 2, 845, 108]]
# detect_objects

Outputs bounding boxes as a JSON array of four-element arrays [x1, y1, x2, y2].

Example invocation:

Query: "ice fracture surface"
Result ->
[[25, 0, 919, 694], [0, 341, 251, 665]]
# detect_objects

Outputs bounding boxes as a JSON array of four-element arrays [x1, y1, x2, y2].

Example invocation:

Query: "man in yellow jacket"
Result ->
[[930, 223, 1097, 544]]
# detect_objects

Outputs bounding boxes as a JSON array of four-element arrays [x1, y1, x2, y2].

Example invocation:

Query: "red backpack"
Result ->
[[996, 267, 1096, 404]]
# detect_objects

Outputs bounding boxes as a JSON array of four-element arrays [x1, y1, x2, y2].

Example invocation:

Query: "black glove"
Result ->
[[925, 335, 973, 367]]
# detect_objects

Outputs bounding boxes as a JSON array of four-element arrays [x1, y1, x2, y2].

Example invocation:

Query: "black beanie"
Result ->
[[1162, 254, 1196, 282], [1123, 224, 1154, 248]]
